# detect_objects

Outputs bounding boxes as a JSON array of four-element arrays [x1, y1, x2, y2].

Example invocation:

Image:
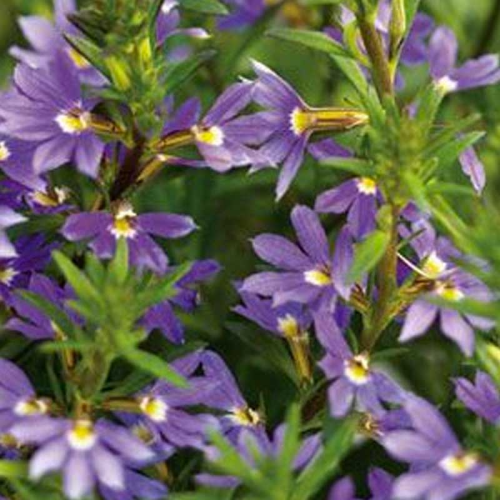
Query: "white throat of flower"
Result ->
[[140, 396, 168, 423], [67, 420, 97, 451], [344, 353, 370, 385], [439, 452, 478, 476], [0, 267, 17, 286], [277, 314, 300, 338], [13, 398, 48, 417], [55, 107, 91, 135], [422, 251, 447, 280], [230, 407, 261, 427], [290, 107, 311, 136], [304, 268, 332, 287], [110, 203, 138, 239], [31, 187, 69, 208], [435, 76, 458, 94], [192, 125, 225, 146], [0, 141, 11, 162], [356, 177, 377, 195]]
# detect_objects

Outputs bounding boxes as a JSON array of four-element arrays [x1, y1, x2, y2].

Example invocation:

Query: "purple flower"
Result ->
[[100, 468, 168, 500], [454, 371, 500, 424], [0, 235, 55, 302], [7, 273, 79, 340], [0, 206, 26, 258], [242, 206, 353, 313], [120, 350, 219, 458], [251, 61, 368, 199], [399, 220, 494, 356], [10, 417, 154, 500], [429, 26, 500, 93], [142, 259, 220, 343], [0, 59, 105, 177], [459, 146, 486, 194], [9, 0, 106, 86], [157, 82, 265, 172], [328, 468, 394, 500], [218, 0, 265, 30], [0, 358, 49, 434], [315, 177, 380, 239], [316, 312, 405, 418], [382, 395, 491, 500], [200, 351, 267, 445], [197, 424, 321, 488], [61, 201, 196, 274]]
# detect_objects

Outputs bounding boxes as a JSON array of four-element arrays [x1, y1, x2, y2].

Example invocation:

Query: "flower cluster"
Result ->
[[0, 0, 498, 499]]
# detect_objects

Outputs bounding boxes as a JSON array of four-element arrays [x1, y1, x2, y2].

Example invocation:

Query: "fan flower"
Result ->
[[200, 351, 267, 445], [142, 259, 220, 344], [100, 468, 168, 500], [218, 0, 266, 30], [429, 26, 500, 94], [0, 59, 105, 177], [459, 146, 486, 195], [316, 312, 405, 418], [0, 359, 49, 434], [10, 417, 154, 500], [454, 371, 500, 424], [399, 220, 494, 356], [154, 82, 266, 172], [382, 395, 491, 500], [242, 206, 353, 313], [251, 61, 368, 199], [328, 467, 394, 500], [61, 201, 196, 274]]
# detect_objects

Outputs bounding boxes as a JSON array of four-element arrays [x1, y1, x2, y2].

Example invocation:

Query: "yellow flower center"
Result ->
[[435, 282, 464, 302], [277, 314, 300, 338], [422, 251, 447, 279], [304, 269, 332, 287], [14, 398, 48, 417], [344, 354, 370, 385], [140, 396, 168, 423], [0, 141, 11, 161], [230, 407, 261, 427], [110, 204, 137, 239], [0, 434, 18, 448], [55, 110, 91, 134], [290, 107, 314, 136], [0, 267, 17, 285], [192, 125, 224, 146], [67, 48, 91, 69], [440, 452, 478, 476], [67, 420, 97, 451], [356, 177, 377, 195]]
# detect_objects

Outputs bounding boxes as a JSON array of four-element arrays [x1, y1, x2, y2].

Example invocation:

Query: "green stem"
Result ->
[[356, 15, 394, 98]]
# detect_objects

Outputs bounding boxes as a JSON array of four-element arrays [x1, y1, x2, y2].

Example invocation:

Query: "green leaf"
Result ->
[[107, 238, 129, 286], [53, 251, 102, 308], [0, 460, 28, 478], [276, 405, 301, 491], [123, 348, 188, 388], [433, 131, 485, 173], [348, 230, 391, 283], [85, 252, 106, 288], [40, 340, 94, 354], [320, 157, 373, 176], [267, 28, 349, 57], [64, 34, 111, 79], [163, 50, 216, 96], [291, 418, 356, 500], [18, 290, 76, 339], [177, 0, 228, 15]]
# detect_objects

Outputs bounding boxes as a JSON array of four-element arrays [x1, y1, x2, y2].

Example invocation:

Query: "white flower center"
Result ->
[[14, 398, 48, 417], [422, 251, 447, 279], [55, 109, 91, 134], [356, 177, 377, 195], [230, 407, 261, 426], [140, 396, 168, 423], [0, 141, 11, 161], [436, 76, 458, 94], [110, 204, 138, 239], [192, 125, 224, 146], [440, 452, 478, 476], [344, 354, 370, 385], [67, 420, 97, 451], [304, 269, 331, 287]]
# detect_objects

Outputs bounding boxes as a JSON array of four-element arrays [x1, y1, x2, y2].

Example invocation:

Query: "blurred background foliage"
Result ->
[[0, 0, 499, 492]]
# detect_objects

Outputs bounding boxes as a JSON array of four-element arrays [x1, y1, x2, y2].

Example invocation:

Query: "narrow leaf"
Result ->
[[348, 230, 391, 283]]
